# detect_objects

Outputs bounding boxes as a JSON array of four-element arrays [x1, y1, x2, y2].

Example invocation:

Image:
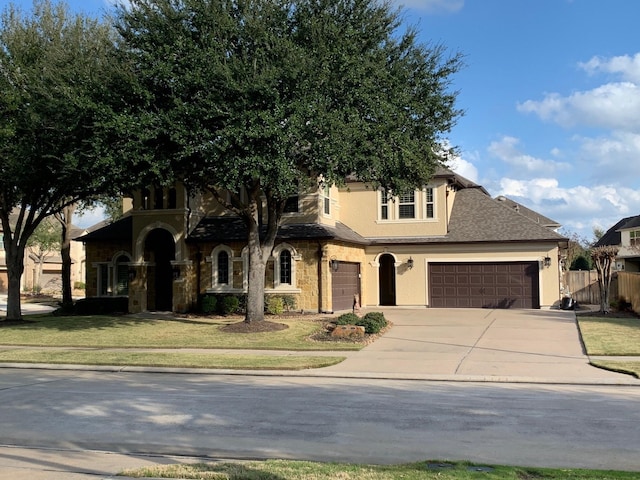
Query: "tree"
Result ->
[[559, 229, 592, 270], [114, 0, 463, 323], [26, 218, 61, 292], [590, 246, 619, 314], [53, 203, 76, 309], [0, 0, 132, 320]]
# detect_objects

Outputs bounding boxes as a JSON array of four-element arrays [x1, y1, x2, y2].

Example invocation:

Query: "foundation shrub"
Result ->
[[334, 312, 360, 325], [358, 312, 387, 334], [72, 297, 128, 315], [201, 295, 217, 314], [218, 295, 240, 315]]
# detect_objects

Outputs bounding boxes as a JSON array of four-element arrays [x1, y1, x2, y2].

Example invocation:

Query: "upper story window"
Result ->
[[380, 191, 389, 220], [283, 194, 299, 213], [398, 192, 415, 219], [425, 187, 434, 219], [631, 230, 640, 247], [322, 185, 331, 216]]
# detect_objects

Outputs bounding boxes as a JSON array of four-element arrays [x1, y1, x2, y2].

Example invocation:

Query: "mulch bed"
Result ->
[[220, 320, 289, 333]]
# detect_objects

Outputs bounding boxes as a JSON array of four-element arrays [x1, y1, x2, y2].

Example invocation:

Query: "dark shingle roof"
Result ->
[[369, 188, 567, 245], [494, 196, 561, 229], [595, 215, 640, 247], [188, 217, 368, 245], [76, 215, 133, 242]]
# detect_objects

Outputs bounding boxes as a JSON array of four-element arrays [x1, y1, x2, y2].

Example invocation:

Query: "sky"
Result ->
[[5, 0, 640, 240]]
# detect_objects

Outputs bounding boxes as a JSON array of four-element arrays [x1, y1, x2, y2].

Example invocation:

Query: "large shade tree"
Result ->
[[0, 0, 134, 320], [114, 0, 464, 323]]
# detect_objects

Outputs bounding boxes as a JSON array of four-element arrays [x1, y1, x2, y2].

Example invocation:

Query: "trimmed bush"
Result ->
[[72, 297, 129, 315], [266, 296, 284, 315], [281, 294, 297, 312], [218, 295, 240, 315], [73, 281, 86, 290], [357, 311, 387, 334], [201, 295, 217, 314], [334, 312, 360, 325]]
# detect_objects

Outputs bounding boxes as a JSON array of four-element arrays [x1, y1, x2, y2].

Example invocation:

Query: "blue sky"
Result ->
[[6, 0, 640, 240]]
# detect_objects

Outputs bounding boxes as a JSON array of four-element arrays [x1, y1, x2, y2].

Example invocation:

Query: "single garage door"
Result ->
[[331, 261, 360, 312], [429, 262, 540, 309]]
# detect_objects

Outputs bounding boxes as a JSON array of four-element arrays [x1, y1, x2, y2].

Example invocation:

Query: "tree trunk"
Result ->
[[245, 214, 266, 323], [58, 205, 75, 308], [4, 243, 26, 321]]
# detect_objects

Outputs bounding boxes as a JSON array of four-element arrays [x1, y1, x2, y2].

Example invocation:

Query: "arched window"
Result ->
[[279, 250, 292, 285], [96, 252, 131, 297], [217, 251, 229, 285]]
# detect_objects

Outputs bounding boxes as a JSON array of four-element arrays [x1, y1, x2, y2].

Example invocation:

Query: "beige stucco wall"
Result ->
[[363, 242, 563, 308], [337, 180, 450, 238]]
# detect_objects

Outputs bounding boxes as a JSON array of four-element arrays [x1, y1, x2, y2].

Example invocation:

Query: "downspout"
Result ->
[[317, 242, 323, 313]]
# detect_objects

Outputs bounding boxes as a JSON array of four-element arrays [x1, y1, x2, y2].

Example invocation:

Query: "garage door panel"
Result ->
[[430, 261, 540, 309]]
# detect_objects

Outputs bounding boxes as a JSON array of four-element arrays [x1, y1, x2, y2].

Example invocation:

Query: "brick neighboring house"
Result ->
[[78, 168, 568, 313], [594, 215, 640, 272]]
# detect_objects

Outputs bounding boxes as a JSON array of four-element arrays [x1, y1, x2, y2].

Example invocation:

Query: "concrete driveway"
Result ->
[[322, 308, 639, 384]]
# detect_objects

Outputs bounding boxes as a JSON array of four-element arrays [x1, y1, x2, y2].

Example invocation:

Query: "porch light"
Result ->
[[543, 256, 552, 268], [330, 258, 339, 272], [407, 257, 414, 269]]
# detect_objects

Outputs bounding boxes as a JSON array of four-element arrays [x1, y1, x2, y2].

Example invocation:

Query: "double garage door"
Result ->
[[429, 262, 540, 309]]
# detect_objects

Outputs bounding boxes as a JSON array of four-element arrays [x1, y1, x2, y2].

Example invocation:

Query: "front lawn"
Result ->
[[0, 313, 360, 369]]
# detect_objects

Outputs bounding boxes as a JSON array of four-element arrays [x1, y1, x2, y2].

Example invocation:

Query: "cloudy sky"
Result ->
[[7, 0, 640, 239]]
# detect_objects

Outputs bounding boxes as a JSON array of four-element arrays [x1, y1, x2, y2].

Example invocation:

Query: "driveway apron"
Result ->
[[322, 308, 637, 383]]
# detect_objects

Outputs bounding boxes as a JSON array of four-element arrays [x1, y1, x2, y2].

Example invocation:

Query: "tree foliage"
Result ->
[[114, 0, 464, 322], [0, 0, 130, 319]]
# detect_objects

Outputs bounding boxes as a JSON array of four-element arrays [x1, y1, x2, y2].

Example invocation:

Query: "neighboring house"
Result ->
[[78, 168, 568, 313], [594, 215, 640, 272], [0, 216, 87, 295]]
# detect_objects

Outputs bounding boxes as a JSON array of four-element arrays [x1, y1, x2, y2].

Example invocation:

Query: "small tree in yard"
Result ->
[[590, 246, 619, 314], [114, 0, 464, 324], [26, 218, 61, 292], [0, 1, 135, 320]]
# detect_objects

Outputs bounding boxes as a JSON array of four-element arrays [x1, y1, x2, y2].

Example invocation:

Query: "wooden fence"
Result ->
[[565, 270, 640, 311]]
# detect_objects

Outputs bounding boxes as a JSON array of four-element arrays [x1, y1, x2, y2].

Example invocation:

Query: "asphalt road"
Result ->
[[1, 369, 639, 478]]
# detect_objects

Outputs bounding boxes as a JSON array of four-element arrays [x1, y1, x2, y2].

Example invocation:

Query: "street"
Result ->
[[1, 369, 639, 477]]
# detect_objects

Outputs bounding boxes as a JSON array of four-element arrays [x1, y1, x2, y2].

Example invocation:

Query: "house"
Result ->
[[78, 168, 568, 313], [594, 215, 640, 272]]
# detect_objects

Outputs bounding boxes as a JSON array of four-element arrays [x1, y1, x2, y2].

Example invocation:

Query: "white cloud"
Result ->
[[576, 131, 640, 185], [496, 177, 640, 238], [448, 155, 478, 182], [579, 53, 640, 83], [517, 82, 640, 132], [487, 136, 571, 175], [391, 0, 464, 13]]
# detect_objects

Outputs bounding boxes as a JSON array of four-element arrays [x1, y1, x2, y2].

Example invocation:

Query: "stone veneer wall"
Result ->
[[84, 240, 132, 298]]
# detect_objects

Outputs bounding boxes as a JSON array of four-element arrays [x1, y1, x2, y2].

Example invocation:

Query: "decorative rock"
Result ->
[[331, 324, 365, 338]]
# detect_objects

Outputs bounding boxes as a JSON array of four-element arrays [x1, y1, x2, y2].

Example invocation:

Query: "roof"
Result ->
[[188, 217, 369, 245], [76, 215, 133, 242], [369, 188, 567, 245], [494, 196, 561, 229], [595, 215, 640, 247]]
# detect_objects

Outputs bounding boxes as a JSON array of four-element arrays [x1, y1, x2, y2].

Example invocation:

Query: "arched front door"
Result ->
[[378, 254, 396, 306], [145, 229, 175, 311]]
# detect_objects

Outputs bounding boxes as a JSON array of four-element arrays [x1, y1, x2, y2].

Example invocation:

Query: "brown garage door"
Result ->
[[331, 261, 360, 312], [429, 262, 540, 309]]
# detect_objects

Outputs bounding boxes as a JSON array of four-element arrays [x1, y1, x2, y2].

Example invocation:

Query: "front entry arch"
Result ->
[[144, 228, 175, 311], [378, 253, 396, 306]]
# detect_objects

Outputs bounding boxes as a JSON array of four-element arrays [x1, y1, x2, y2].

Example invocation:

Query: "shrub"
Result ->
[[218, 295, 240, 315], [74, 281, 86, 290], [334, 312, 360, 325], [281, 294, 296, 312], [357, 311, 387, 334], [266, 296, 284, 315], [201, 295, 217, 314], [72, 297, 128, 315]]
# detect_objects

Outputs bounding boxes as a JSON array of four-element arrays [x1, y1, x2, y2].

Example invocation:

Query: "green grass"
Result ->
[[120, 459, 639, 479], [0, 313, 359, 369], [577, 315, 640, 378], [0, 314, 361, 350]]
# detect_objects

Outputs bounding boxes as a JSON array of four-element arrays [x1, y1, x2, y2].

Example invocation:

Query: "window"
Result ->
[[425, 187, 435, 218], [217, 251, 229, 285], [631, 230, 640, 247], [97, 253, 131, 296], [154, 187, 164, 209], [283, 194, 299, 213], [380, 191, 388, 220], [322, 185, 331, 216], [167, 188, 177, 209], [279, 250, 292, 284], [398, 192, 415, 219]]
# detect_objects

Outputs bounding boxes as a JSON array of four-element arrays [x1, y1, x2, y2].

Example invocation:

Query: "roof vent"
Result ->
[[497, 196, 506, 201]]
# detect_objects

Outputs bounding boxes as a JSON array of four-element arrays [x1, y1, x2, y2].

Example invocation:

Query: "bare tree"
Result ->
[[590, 246, 619, 313]]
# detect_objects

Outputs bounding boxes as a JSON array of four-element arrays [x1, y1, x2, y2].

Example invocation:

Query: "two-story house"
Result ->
[[79, 168, 568, 313], [594, 215, 640, 272]]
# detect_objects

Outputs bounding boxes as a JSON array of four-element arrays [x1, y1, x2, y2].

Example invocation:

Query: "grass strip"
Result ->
[[590, 360, 640, 379], [120, 459, 640, 479], [0, 315, 362, 351], [0, 349, 345, 370], [577, 316, 640, 355]]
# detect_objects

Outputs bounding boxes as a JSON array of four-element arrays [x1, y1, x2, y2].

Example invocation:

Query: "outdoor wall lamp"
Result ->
[[407, 257, 414, 269], [543, 256, 552, 268], [330, 257, 339, 272]]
